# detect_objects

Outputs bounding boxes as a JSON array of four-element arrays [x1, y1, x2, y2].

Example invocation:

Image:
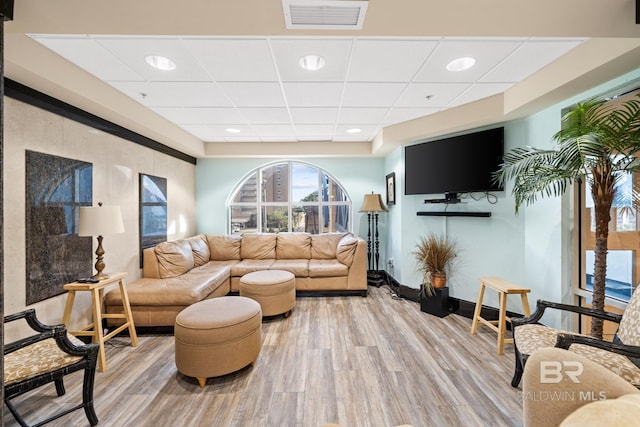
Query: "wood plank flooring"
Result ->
[[3, 286, 523, 427]]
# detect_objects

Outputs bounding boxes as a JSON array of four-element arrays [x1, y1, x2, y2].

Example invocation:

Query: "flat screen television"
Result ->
[[404, 127, 504, 198]]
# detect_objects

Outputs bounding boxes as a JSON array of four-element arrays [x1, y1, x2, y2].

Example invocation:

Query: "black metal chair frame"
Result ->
[[511, 299, 640, 388], [4, 309, 99, 426]]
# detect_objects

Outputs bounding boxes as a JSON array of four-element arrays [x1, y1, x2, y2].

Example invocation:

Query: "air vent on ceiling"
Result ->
[[283, 0, 369, 30]]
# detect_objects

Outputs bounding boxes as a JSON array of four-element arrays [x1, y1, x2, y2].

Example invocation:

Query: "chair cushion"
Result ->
[[240, 233, 277, 259], [336, 233, 358, 267], [231, 259, 276, 277], [207, 235, 242, 261], [276, 233, 311, 259], [617, 286, 640, 347], [514, 324, 584, 356], [515, 324, 640, 387], [571, 343, 640, 387], [310, 233, 345, 259], [185, 234, 210, 267], [309, 259, 349, 277], [4, 335, 85, 386], [155, 240, 195, 278], [270, 259, 309, 277]]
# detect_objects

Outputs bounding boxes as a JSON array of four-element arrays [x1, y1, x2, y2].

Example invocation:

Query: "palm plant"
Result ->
[[494, 94, 640, 339]]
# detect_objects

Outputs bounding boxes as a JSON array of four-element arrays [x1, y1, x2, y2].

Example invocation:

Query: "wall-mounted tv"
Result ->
[[404, 127, 504, 198]]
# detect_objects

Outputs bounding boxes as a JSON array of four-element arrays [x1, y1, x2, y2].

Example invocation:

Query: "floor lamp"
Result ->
[[359, 193, 388, 286]]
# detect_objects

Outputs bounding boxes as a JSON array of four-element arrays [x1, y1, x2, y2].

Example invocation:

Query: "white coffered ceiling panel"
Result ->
[[480, 39, 585, 83], [341, 82, 407, 107], [238, 108, 292, 124], [347, 39, 439, 82], [289, 107, 338, 123], [183, 38, 279, 82], [338, 107, 389, 124], [28, 34, 587, 143], [270, 38, 353, 82]]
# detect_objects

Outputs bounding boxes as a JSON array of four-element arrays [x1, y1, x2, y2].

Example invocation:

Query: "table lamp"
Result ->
[[78, 202, 124, 280]]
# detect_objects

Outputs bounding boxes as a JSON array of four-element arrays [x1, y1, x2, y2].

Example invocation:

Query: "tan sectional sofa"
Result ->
[[105, 232, 367, 327]]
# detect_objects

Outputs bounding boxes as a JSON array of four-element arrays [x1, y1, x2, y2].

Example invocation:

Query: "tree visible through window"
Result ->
[[228, 161, 351, 234]]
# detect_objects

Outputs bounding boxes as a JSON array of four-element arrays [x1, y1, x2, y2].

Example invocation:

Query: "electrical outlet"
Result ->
[[388, 258, 394, 267]]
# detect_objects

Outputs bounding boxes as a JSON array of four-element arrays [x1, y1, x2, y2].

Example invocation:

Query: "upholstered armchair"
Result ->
[[510, 285, 640, 389], [3, 309, 99, 426], [522, 347, 640, 427]]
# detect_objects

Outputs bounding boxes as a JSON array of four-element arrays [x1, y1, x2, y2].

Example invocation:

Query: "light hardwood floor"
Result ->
[[3, 286, 523, 427]]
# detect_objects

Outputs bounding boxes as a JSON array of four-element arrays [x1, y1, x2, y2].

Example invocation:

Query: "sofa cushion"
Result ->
[[108, 264, 231, 306], [270, 259, 309, 277], [310, 233, 346, 259], [185, 234, 210, 267], [277, 233, 311, 259], [240, 233, 277, 259], [336, 233, 358, 267], [231, 259, 276, 277], [207, 235, 241, 261], [155, 240, 195, 278], [309, 259, 349, 277]]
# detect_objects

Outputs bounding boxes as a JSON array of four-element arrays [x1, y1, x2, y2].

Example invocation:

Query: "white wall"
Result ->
[[3, 97, 196, 340]]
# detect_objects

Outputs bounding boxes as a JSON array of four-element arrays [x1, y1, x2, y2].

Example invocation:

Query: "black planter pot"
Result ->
[[420, 286, 450, 318]]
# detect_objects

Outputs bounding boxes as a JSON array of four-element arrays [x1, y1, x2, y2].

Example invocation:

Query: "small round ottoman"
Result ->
[[239, 270, 296, 318], [174, 296, 262, 387]]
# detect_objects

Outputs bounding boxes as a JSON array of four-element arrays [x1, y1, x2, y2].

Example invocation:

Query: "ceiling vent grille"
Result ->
[[283, 0, 369, 30]]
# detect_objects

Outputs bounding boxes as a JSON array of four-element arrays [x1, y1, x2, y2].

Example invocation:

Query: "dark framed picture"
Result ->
[[386, 172, 396, 206]]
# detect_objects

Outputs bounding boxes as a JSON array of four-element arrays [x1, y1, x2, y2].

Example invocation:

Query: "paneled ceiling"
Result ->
[[28, 35, 584, 144], [4, 0, 640, 158]]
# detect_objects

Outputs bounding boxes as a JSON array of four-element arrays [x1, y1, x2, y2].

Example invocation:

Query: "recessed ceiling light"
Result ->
[[446, 57, 476, 72], [299, 54, 326, 71], [225, 128, 241, 134], [145, 54, 176, 71], [346, 128, 361, 134]]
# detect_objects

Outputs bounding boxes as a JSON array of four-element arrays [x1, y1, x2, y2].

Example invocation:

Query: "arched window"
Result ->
[[228, 161, 351, 235]]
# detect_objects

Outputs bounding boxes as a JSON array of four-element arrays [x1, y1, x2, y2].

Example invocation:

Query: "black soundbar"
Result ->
[[424, 198, 461, 204]]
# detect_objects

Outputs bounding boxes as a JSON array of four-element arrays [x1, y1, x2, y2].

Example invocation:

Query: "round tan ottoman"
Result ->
[[174, 296, 262, 387], [239, 270, 296, 317]]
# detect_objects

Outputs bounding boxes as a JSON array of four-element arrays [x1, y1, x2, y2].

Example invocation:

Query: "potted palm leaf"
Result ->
[[494, 94, 640, 339], [413, 233, 458, 316]]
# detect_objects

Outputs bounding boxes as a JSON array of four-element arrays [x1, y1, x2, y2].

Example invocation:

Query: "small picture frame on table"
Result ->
[[386, 172, 396, 206]]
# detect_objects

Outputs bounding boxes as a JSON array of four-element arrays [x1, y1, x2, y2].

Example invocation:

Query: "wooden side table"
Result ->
[[470, 276, 531, 355], [62, 272, 138, 372]]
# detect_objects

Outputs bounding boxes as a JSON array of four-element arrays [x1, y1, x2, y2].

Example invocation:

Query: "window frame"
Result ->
[[227, 161, 352, 235]]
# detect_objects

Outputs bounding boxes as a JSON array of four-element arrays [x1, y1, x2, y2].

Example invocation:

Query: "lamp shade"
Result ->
[[359, 193, 388, 213], [78, 205, 125, 236]]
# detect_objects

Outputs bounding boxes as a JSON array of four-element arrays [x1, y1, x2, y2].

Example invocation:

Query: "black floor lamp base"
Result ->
[[367, 270, 385, 287]]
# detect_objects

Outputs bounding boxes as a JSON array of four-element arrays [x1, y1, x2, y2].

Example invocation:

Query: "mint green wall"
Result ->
[[196, 157, 386, 245], [384, 67, 640, 326]]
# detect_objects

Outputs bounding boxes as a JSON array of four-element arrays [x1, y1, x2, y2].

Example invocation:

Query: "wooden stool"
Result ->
[[470, 276, 531, 355], [62, 272, 138, 372]]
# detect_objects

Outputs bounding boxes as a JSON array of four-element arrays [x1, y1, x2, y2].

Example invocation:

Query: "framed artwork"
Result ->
[[139, 173, 167, 267], [25, 151, 93, 304], [386, 172, 396, 206]]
